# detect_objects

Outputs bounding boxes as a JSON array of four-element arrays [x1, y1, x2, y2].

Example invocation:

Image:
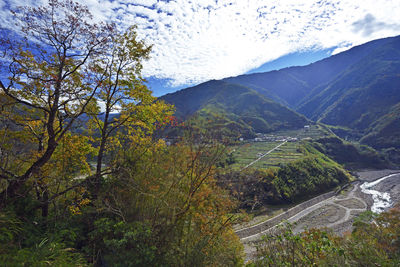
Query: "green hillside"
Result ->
[[161, 81, 308, 138], [360, 103, 400, 148]]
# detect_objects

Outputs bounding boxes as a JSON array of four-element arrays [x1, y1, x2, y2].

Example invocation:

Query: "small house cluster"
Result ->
[[251, 133, 299, 142]]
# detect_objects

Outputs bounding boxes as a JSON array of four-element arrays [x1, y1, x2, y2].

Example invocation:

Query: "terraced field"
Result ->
[[230, 141, 303, 169], [229, 125, 330, 169]]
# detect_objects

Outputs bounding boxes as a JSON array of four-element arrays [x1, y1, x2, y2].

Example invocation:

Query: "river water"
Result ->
[[360, 173, 399, 213]]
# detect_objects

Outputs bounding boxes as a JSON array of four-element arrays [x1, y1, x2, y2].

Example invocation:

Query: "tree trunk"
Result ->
[[41, 187, 49, 217], [0, 137, 58, 207], [94, 107, 110, 195]]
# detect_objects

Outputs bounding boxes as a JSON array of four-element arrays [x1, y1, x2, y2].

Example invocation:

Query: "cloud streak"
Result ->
[[2, 0, 400, 87]]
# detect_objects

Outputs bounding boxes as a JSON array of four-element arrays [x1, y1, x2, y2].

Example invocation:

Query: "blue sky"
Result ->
[[1, 0, 400, 96]]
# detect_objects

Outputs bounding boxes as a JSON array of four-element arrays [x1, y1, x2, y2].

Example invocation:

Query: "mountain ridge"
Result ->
[[223, 35, 397, 108], [160, 35, 400, 149]]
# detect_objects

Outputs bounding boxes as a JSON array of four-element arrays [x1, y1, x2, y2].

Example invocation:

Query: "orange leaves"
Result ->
[[166, 115, 178, 127], [155, 115, 184, 130]]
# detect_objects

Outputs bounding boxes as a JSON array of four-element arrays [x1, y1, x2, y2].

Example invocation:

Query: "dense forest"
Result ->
[[0, 1, 399, 266]]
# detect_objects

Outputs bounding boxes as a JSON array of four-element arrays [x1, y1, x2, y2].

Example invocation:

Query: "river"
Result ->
[[360, 173, 399, 213]]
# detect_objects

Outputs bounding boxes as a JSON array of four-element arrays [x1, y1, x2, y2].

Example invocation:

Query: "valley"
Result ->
[[161, 35, 400, 246], [222, 125, 398, 261], [163, 35, 400, 159], [139, 33, 400, 263]]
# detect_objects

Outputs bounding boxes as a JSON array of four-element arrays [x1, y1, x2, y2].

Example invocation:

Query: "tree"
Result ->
[[87, 26, 173, 193], [0, 0, 170, 209], [252, 222, 342, 266], [252, 208, 400, 266], [0, 0, 114, 205]]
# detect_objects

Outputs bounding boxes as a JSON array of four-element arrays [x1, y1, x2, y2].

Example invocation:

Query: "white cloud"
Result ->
[[331, 43, 353, 55], [2, 0, 400, 87]]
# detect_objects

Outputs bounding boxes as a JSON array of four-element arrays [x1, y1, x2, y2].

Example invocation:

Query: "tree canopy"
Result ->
[[0, 0, 172, 205]]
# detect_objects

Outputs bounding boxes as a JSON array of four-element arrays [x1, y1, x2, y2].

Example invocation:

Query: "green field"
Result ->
[[229, 125, 330, 169], [229, 141, 303, 169]]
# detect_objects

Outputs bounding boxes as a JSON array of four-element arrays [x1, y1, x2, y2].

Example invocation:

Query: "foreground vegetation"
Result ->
[[0, 140, 244, 266], [0, 1, 243, 265]]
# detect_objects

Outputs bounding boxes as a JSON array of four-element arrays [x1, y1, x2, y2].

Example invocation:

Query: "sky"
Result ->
[[1, 0, 400, 96]]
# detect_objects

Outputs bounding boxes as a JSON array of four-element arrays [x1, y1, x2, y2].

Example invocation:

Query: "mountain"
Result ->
[[224, 36, 396, 108], [163, 35, 400, 149], [360, 102, 400, 149], [297, 37, 400, 117], [297, 36, 400, 148], [161, 80, 308, 138]]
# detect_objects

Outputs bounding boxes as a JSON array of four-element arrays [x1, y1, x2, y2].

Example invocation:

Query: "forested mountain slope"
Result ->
[[298, 36, 400, 148], [224, 36, 396, 108], [161, 80, 308, 137]]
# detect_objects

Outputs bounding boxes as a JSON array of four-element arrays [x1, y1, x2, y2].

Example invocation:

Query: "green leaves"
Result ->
[[0, 212, 87, 266], [89, 218, 157, 267]]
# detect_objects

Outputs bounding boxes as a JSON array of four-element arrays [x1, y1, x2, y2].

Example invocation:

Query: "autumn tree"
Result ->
[[87, 26, 173, 193], [0, 0, 172, 209], [0, 1, 244, 265]]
